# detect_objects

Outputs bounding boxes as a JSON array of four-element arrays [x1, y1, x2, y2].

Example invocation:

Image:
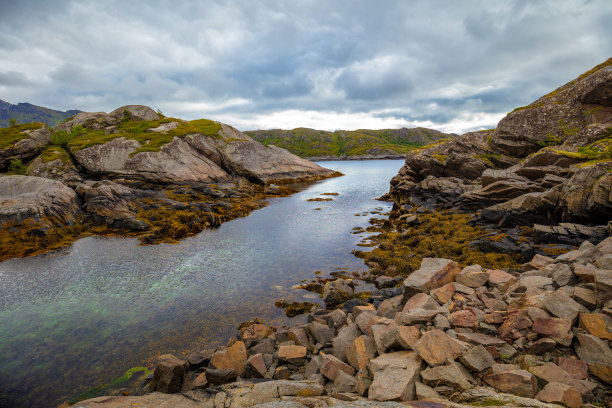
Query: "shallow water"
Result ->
[[0, 160, 404, 407]]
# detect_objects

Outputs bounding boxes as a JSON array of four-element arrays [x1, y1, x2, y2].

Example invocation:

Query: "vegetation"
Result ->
[[550, 127, 612, 162], [65, 117, 222, 154], [536, 132, 565, 147], [0, 99, 80, 128], [245, 127, 454, 158], [70, 366, 151, 404], [8, 159, 27, 175], [0, 122, 45, 150], [39, 146, 71, 163]]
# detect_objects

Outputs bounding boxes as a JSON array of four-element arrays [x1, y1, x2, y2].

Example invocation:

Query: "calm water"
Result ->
[[0, 160, 404, 407]]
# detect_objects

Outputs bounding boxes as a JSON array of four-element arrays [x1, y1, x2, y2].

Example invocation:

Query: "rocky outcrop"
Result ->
[[0, 124, 51, 170], [389, 58, 612, 228]]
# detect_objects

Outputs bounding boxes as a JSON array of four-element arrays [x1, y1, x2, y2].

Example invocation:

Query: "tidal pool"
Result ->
[[0, 159, 404, 407]]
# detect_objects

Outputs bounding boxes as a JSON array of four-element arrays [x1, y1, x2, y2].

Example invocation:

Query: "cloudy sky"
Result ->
[[0, 1, 610, 133]]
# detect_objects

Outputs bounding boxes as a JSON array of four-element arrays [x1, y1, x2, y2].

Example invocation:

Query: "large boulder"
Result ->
[[403, 258, 461, 299], [367, 351, 422, 401], [0, 124, 51, 170]]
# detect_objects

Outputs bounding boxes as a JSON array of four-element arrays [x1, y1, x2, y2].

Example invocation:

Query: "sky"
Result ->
[[0, 1, 610, 134]]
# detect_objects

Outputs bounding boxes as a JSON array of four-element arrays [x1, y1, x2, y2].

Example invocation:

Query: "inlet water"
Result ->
[[0, 160, 404, 407]]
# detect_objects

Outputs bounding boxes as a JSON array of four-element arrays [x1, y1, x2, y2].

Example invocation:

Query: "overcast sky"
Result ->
[[0, 1, 610, 133]]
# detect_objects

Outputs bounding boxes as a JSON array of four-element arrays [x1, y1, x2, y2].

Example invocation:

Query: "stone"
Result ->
[[395, 308, 447, 325], [455, 331, 506, 347], [596, 254, 612, 269], [413, 329, 467, 366], [536, 382, 582, 408], [355, 310, 381, 335], [375, 275, 396, 289], [558, 357, 588, 380], [151, 357, 185, 393], [595, 269, 612, 306], [487, 269, 517, 291], [456, 265, 489, 288], [323, 278, 354, 306], [448, 309, 479, 329], [187, 349, 214, 370], [345, 335, 376, 371], [308, 320, 334, 346], [541, 289, 586, 323], [320, 352, 355, 381], [579, 313, 612, 340], [380, 325, 422, 352], [551, 264, 574, 287], [483, 366, 538, 398], [498, 310, 532, 342], [525, 338, 557, 355], [287, 327, 311, 349], [354, 369, 372, 396], [402, 293, 440, 312], [506, 276, 553, 294], [352, 304, 375, 317], [331, 322, 361, 362], [460, 345, 495, 372], [329, 309, 347, 328], [402, 258, 461, 299], [573, 264, 597, 283], [250, 337, 276, 355], [191, 371, 208, 389], [483, 312, 504, 324], [574, 333, 612, 382], [276, 380, 325, 397], [376, 295, 403, 318], [205, 368, 237, 385], [529, 362, 593, 394], [371, 319, 399, 354], [431, 283, 456, 304], [523, 254, 555, 270], [242, 324, 274, 345], [420, 362, 471, 392], [572, 287, 597, 309], [533, 317, 573, 347], [434, 314, 451, 330], [415, 381, 442, 400], [278, 345, 307, 365], [368, 351, 422, 401], [245, 353, 267, 378], [274, 366, 291, 380], [211, 341, 248, 376], [527, 307, 551, 322]]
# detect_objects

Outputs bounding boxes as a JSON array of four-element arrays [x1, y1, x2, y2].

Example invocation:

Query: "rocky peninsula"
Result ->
[[0, 105, 339, 261], [68, 60, 611, 407]]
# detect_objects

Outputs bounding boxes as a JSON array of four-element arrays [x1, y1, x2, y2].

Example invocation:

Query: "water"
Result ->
[[0, 160, 404, 407]]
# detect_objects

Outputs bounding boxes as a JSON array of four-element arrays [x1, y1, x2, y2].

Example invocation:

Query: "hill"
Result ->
[[0, 99, 81, 128], [245, 127, 456, 159]]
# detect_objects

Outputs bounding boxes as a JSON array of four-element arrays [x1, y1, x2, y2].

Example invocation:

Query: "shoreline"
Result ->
[[309, 155, 406, 161]]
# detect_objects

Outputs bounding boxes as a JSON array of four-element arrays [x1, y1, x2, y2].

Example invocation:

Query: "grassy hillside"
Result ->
[[245, 127, 455, 158], [0, 100, 80, 128]]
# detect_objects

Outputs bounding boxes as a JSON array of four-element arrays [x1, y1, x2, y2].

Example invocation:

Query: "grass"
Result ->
[[549, 128, 612, 161], [246, 127, 452, 158], [66, 117, 222, 154], [0, 122, 46, 150], [39, 146, 71, 163]]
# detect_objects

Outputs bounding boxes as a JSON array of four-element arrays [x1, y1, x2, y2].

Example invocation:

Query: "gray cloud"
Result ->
[[0, 0, 610, 133]]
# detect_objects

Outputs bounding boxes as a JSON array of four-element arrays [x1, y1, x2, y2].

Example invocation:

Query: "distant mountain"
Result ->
[[0, 99, 81, 128], [245, 127, 456, 159]]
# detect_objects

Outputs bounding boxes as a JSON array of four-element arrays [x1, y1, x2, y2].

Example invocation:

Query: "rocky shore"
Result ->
[[0, 105, 339, 261], [306, 154, 406, 161]]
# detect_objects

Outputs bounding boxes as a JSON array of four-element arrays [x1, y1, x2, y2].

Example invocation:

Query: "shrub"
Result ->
[[9, 118, 17, 127], [8, 159, 27, 175], [51, 125, 84, 147]]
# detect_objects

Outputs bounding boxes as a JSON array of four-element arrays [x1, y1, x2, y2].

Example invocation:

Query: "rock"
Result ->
[[573, 264, 597, 283], [376, 295, 403, 318], [368, 351, 422, 401], [375, 275, 396, 289], [579, 313, 612, 340], [551, 264, 574, 287], [245, 353, 268, 378], [536, 382, 582, 408], [274, 366, 291, 380], [354, 310, 381, 335], [109, 105, 160, 121], [380, 325, 422, 351], [278, 345, 307, 365], [331, 370, 357, 393], [205, 368, 237, 385], [413, 329, 467, 366], [187, 349, 214, 370], [242, 324, 274, 345], [275, 380, 324, 397], [595, 268, 612, 306], [573, 287, 597, 309], [525, 338, 557, 355], [329, 309, 347, 328], [287, 327, 311, 349], [487, 269, 517, 291], [351, 303, 375, 317], [415, 381, 441, 400], [402, 258, 461, 299], [371, 319, 399, 354], [574, 333, 612, 383], [308, 320, 334, 346], [456, 265, 489, 288], [395, 308, 448, 326], [323, 279, 354, 307], [455, 331, 507, 347], [190, 371, 208, 389], [250, 337, 276, 355], [420, 362, 471, 393], [596, 254, 612, 269], [0, 125, 51, 170], [541, 289, 586, 323], [431, 283, 456, 304], [460, 345, 495, 372], [151, 357, 185, 393], [532, 317, 574, 347], [498, 310, 532, 342], [448, 309, 479, 329], [320, 352, 355, 382], [402, 293, 440, 312], [483, 365, 538, 398], [0, 175, 80, 228], [434, 314, 451, 330], [558, 357, 588, 381], [523, 254, 555, 270], [332, 322, 361, 362], [345, 335, 377, 371], [210, 341, 248, 376], [506, 276, 553, 294]]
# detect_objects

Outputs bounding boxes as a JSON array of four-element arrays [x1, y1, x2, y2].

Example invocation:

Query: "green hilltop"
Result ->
[[245, 127, 456, 158], [0, 99, 81, 128]]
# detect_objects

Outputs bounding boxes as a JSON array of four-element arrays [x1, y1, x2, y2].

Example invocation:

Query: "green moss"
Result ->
[[39, 146, 71, 163], [432, 153, 447, 164], [536, 133, 565, 147], [66, 118, 222, 154], [0, 122, 45, 150], [70, 366, 152, 403]]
